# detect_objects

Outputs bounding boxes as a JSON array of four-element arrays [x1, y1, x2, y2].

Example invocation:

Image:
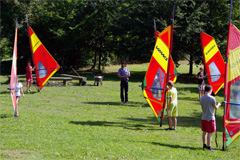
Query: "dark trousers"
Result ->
[[120, 80, 128, 102]]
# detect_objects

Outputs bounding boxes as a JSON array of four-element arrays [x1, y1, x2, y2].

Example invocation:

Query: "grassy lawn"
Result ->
[[0, 61, 239, 159]]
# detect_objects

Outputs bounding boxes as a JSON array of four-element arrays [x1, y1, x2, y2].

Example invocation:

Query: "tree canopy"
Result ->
[[1, 0, 239, 74]]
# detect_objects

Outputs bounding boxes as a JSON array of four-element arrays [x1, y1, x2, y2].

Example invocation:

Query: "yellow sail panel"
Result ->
[[204, 39, 220, 63], [30, 33, 42, 53], [152, 37, 169, 72], [228, 46, 240, 82]]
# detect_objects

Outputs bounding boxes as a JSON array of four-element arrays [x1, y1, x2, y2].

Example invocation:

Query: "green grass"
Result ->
[[0, 61, 239, 159]]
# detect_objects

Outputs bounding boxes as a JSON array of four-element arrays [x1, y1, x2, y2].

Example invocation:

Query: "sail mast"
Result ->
[[223, 0, 233, 151], [160, 3, 175, 127]]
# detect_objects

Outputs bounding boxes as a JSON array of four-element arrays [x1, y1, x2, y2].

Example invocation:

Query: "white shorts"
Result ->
[[198, 84, 205, 90]]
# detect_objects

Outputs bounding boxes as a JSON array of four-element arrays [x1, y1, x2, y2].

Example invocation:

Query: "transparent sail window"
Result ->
[[209, 61, 221, 82], [37, 61, 48, 78], [151, 68, 165, 100], [229, 79, 240, 119]]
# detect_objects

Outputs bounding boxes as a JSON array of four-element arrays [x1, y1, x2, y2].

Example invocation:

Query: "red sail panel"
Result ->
[[200, 32, 225, 94], [10, 26, 18, 113], [225, 24, 240, 147], [143, 26, 171, 122], [27, 26, 60, 90]]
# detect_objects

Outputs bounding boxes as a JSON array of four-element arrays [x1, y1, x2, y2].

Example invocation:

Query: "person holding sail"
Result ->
[[118, 61, 130, 103], [165, 80, 178, 130], [200, 85, 221, 152], [26, 60, 35, 93]]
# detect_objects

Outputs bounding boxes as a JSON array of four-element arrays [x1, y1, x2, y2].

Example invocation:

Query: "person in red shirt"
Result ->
[[26, 61, 34, 93]]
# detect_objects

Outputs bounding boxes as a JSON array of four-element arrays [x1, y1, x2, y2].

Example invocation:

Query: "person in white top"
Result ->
[[15, 77, 24, 117]]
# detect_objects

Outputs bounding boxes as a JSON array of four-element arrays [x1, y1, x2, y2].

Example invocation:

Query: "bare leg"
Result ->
[[27, 81, 29, 91], [207, 132, 213, 147], [202, 131, 207, 145], [15, 97, 20, 117], [168, 117, 172, 128], [29, 80, 32, 90], [173, 117, 177, 129]]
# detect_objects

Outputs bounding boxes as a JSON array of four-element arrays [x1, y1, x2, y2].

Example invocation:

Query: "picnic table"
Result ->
[[60, 74, 87, 85], [8, 74, 72, 86]]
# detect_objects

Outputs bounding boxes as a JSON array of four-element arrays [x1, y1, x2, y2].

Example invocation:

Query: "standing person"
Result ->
[[200, 85, 221, 152], [165, 80, 178, 130], [26, 60, 34, 93], [15, 77, 25, 117], [118, 61, 130, 103], [197, 67, 207, 99]]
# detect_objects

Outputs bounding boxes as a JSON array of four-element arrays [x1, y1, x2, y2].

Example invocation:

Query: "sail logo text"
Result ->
[[156, 46, 168, 61], [206, 44, 216, 55]]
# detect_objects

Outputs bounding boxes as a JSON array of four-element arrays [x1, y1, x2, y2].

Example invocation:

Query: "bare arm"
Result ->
[[118, 73, 127, 78], [166, 97, 172, 111], [214, 102, 221, 109], [20, 88, 25, 98]]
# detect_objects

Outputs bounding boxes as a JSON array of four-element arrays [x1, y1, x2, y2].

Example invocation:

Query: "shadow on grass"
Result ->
[[0, 91, 9, 94], [150, 141, 199, 150], [73, 71, 145, 83], [0, 114, 12, 119], [69, 120, 148, 130], [69, 113, 223, 132], [178, 87, 199, 95], [82, 101, 149, 107]]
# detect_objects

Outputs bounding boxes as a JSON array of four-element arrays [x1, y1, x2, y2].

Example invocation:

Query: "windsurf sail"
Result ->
[[142, 25, 171, 123], [200, 32, 225, 94], [9, 18, 18, 115], [26, 15, 60, 90], [223, 23, 240, 150], [143, 5, 176, 125]]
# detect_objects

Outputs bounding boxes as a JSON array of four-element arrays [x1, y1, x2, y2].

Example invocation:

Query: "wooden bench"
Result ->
[[8, 74, 72, 86], [60, 74, 87, 85]]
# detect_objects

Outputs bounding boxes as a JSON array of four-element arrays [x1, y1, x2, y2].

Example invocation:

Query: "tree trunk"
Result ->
[[89, 51, 97, 71], [189, 54, 193, 75], [98, 41, 102, 72]]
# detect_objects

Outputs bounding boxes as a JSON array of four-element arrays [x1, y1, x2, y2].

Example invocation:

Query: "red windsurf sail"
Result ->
[[142, 25, 171, 122], [27, 26, 60, 90], [223, 24, 240, 149], [200, 32, 225, 94]]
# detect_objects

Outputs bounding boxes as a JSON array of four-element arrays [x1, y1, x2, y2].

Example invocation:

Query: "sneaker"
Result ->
[[207, 146, 216, 152], [165, 128, 172, 130], [14, 112, 18, 117], [203, 144, 207, 150], [29, 89, 32, 92], [171, 128, 176, 131], [27, 90, 30, 93]]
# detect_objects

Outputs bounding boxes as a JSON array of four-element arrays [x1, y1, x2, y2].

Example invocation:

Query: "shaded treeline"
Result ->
[[1, 0, 239, 74]]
